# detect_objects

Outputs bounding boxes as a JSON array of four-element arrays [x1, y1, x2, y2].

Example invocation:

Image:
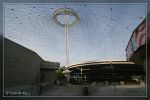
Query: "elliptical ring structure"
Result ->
[[52, 8, 80, 27]]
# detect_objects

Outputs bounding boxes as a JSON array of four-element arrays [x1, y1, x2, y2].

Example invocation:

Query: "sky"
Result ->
[[4, 3, 146, 66]]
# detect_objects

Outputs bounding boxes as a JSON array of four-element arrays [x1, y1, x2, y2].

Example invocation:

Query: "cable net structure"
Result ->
[[4, 4, 146, 66]]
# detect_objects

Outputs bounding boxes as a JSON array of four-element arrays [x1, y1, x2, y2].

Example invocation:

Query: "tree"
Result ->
[[54, 67, 65, 81]]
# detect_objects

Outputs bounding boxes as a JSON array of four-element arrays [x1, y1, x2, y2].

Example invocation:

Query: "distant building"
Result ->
[[67, 61, 144, 85]]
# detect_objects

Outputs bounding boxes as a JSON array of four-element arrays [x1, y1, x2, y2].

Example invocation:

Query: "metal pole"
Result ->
[[64, 5, 69, 66], [81, 67, 83, 84], [111, 61, 116, 92]]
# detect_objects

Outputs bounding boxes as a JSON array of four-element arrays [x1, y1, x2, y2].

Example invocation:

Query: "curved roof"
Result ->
[[67, 60, 135, 69]]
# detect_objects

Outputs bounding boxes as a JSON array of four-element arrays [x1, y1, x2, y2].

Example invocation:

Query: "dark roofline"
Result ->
[[5, 38, 43, 60]]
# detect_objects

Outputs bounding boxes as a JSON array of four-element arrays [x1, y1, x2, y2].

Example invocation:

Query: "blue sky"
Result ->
[[4, 3, 145, 66]]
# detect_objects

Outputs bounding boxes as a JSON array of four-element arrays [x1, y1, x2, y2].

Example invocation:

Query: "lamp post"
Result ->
[[52, 7, 79, 67]]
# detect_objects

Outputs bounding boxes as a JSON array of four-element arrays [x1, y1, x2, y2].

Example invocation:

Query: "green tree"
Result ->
[[54, 67, 65, 81]]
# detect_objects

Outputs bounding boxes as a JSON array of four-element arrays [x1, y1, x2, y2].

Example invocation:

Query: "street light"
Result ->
[[52, 7, 79, 66]]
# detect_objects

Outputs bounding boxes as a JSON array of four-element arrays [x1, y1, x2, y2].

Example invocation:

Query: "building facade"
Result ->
[[4, 38, 59, 96]]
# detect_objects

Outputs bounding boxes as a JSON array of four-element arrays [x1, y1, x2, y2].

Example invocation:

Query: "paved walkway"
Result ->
[[41, 83, 146, 96], [41, 84, 82, 96], [90, 85, 146, 96]]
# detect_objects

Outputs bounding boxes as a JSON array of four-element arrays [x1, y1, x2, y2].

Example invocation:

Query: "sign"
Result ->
[[126, 19, 146, 60], [134, 22, 146, 48]]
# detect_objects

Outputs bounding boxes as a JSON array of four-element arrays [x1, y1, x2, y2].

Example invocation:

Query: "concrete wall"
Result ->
[[0, 36, 3, 96], [41, 61, 60, 69], [148, 11, 150, 97], [129, 45, 146, 70], [40, 69, 56, 83], [40, 61, 59, 82], [4, 38, 60, 95], [148, 56, 150, 97], [40, 69, 56, 93], [40, 61, 59, 93], [4, 38, 43, 88]]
